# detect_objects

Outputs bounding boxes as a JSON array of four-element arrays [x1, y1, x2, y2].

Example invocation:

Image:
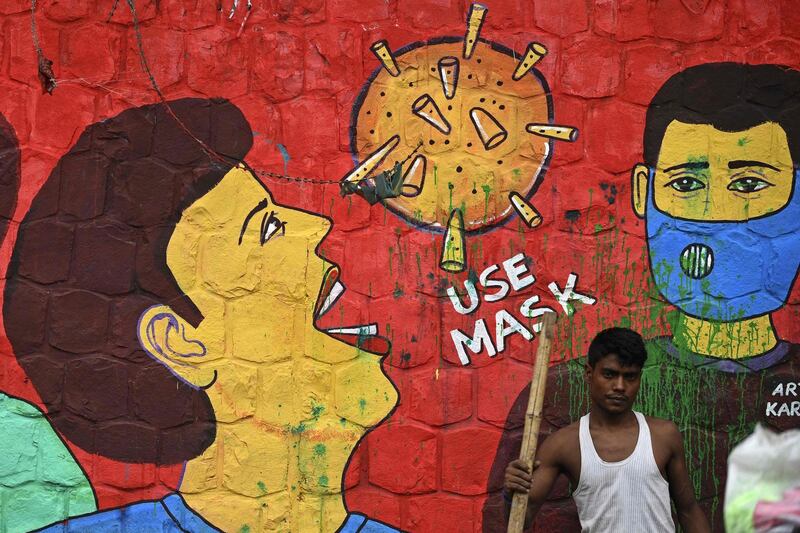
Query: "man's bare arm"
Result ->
[[503, 432, 563, 529], [665, 423, 711, 533]]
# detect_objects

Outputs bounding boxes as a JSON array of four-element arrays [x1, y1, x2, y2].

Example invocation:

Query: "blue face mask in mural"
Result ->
[[645, 169, 800, 321]]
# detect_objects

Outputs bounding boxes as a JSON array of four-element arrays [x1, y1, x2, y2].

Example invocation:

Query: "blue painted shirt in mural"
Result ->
[[38, 494, 218, 532], [39, 493, 403, 533], [339, 512, 404, 533]]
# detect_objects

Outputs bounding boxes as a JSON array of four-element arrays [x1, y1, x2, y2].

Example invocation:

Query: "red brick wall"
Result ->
[[1, 1, 799, 531]]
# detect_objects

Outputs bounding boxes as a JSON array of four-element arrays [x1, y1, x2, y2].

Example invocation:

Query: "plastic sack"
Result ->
[[724, 424, 800, 533], [754, 487, 800, 532]]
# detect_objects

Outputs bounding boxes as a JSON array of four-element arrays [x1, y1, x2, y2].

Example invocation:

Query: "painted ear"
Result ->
[[137, 305, 216, 389], [631, 163, 649, 218]]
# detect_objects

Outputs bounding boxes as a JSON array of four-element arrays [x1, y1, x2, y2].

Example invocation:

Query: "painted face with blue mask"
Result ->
[[646, 168, 800, 321], [639, 121, 800, 322]]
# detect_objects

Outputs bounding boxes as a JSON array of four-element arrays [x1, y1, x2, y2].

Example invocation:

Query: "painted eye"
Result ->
[[261, 211, 286, 244], [728, 176, 772, 193], [665, 176, 705, 192]]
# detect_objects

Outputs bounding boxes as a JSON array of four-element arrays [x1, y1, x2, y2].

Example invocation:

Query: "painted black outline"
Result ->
[[411, 93, 452, 134], [335, 511, 409, 533], [5, 98, 402, 530], [462, 3, 488, 60], [643, 168, 800, 321], [679, 242, 714, 280], [525, 123, 579, 142], [469, 106, 508, 150], [238, 198, 269, 244], [32, 492, 220, 532], [437, 56, 460, 100], [349, 35, 555, 237], [400, 154, 427, 198], [235, 160, 404, 531]]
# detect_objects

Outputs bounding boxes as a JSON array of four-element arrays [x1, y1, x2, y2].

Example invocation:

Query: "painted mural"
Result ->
[[483, 63, 800, 531], [0, 1, 799, 532]]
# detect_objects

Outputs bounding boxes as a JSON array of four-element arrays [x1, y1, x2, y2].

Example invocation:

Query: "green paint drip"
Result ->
[[290, 421, 307, 435], [481, 184, 492, 224]]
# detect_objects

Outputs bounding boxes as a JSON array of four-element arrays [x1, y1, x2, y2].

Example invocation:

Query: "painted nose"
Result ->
[[680, 243, 714, 280]]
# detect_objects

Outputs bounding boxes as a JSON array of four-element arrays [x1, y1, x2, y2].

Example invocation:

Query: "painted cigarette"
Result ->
[[463, 3, 488, 59], [525, 124, 579, 142], [470, 108, 507, 149], [509, 191, 543, 228], [401, 155, 427, 197], [512, 42, 548, 81], [341, 135, 401, 184], [412, 94, 452, 135], [440, 208, 466, 273], [438, 56, 460, 99], [370, 40, 400, 77]]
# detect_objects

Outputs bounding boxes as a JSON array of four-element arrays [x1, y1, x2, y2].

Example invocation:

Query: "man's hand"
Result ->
[[504, 459, 540, 494]]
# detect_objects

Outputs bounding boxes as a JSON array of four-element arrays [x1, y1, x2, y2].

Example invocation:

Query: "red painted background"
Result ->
[[1, 0, 800, 531]]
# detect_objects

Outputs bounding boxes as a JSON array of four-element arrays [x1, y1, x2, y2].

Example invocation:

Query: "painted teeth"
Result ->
[[680, 243, 714, 280], [317, 280, 345, 319], [324, 324, 378, 336]]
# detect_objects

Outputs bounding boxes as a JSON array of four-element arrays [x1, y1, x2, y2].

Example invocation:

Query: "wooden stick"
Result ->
[[507, 312, 557, 533]]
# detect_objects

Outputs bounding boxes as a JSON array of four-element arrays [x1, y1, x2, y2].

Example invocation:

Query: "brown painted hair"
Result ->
[[643, 63, 800, 167], [0, 113, 20, 245], [4, 98, 252, 464]]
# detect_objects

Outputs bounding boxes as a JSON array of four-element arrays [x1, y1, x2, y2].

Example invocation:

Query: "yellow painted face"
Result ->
[[165, 166, 398, 511], [649, 121, 794, 221]]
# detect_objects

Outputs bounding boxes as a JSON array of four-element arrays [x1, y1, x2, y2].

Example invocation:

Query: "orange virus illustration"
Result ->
[[343, 3, 578, 272]]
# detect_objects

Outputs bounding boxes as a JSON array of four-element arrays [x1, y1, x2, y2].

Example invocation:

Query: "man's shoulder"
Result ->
[[546, 420, 581, 450], [643, 415, 681, 444]]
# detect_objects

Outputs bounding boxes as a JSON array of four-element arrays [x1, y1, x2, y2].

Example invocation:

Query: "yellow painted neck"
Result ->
[[177, 419, 350, 532], [673, 313, 777, 358]]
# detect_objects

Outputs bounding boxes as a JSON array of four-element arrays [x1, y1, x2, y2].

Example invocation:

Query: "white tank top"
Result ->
[[572, 411, 675, 532]]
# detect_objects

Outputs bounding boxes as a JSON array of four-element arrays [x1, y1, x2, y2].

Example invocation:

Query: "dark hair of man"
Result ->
[[643, 62, 800, 168], [0, 112, 20, 245], [3, 98, 253, 464], [587, 327, 647, 369]]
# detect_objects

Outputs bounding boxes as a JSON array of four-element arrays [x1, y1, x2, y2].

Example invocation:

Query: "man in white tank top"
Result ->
[[503, 328, 711, 532]]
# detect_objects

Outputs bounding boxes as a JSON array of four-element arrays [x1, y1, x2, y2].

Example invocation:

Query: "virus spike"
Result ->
[[401, 155, 427, 197], [440, 208, 466, 273], [512, 42, 548, 81], [341, 135, 400, 184], [509, 192, 543, 228], [412, 94, 452, 134], [463, 3, 488, 59], [470, 108, 508, 149], [438, 56, 460, 99], [370, 40, 400, 77], [525, 124, 579, 142]]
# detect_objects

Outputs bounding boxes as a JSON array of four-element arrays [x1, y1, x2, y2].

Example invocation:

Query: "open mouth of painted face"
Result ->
[[314, 265, 391, 356]]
